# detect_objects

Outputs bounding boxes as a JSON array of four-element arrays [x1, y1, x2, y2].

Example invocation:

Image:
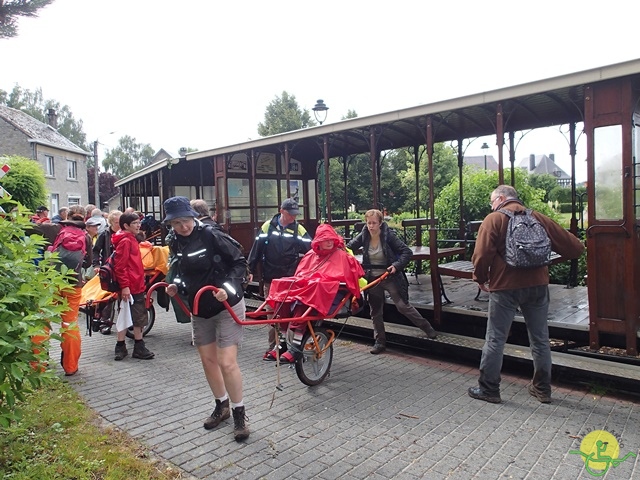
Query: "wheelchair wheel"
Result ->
[[295, 327, 333, 386], [125, 304, 155, 339]]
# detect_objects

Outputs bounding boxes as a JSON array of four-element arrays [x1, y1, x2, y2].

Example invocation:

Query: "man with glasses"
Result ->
[[468, 185, 584, 405]]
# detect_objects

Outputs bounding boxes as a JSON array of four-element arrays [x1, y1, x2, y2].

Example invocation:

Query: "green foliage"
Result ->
[[0, 85, 88, 151], [257, 91, 315, 136], [400, 144, 458, 215], [329, 153, 374, 215], [0, 156, 48, 212], [435, 167, 556, 229], [102, 135, 155, 178], [0, 209, 70, 427], [0, 380, 183, 479], [529, 174, 560, 201], [0, 0, 54, 39]]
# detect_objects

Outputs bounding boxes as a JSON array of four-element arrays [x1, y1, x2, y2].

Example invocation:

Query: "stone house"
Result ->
[[518, 153, 571, 186], [0, 105, 91, 213]]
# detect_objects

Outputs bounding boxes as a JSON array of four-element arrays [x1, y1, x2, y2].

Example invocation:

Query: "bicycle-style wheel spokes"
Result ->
[[295, 327, 334, 386]]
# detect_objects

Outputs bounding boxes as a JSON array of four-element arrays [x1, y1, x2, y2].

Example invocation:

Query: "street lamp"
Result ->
[[312, 99, 329, 125], [481, 142, 489, 171], [93, 132, 115, 208]]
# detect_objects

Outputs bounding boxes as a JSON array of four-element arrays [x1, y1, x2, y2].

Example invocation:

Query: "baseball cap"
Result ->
[[36, 205, 49, 213], [280, 198, 300, 215], [85, 217, 102, 226]]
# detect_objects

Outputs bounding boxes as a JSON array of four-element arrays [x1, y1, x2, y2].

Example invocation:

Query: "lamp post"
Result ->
[[481, 142, 489, 171], [312, 100, 330, 220], [93, 132, 115, 208]]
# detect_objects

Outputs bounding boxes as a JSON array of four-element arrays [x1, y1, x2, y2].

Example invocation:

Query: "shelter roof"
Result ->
[[117, 58, 640, 186]]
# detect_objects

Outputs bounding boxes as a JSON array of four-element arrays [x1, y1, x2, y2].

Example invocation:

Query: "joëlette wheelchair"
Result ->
[[146, 272, 388, 386]]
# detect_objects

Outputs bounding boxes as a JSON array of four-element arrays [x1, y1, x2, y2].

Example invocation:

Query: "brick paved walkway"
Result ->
[[61, 308, 640, 479]]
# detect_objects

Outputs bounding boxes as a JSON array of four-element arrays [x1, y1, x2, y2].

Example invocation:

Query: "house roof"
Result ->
[[463, 155, 499, 171], [0, 105, 91, 155], [517, 154, 571, 179]]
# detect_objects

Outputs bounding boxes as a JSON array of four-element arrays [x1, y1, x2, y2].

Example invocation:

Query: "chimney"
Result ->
[[549, 153, 555, 162], [529, 154, 536, 171], [47, 108, 58, 128]]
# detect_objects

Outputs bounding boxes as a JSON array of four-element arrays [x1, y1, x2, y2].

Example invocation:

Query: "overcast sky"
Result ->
[[2, 0, 639, 182]]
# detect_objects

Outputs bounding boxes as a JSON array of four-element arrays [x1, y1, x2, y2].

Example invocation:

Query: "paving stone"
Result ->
[[55, 307, 640, 479]]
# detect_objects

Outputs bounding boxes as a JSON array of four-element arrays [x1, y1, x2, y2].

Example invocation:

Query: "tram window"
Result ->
[[256, 179, 277, 206], [634, 116, 640, 219], [228, 208, 250, 223], [280, 180, 303, 205], [308, 180, 317, 220], [594, 124, 623, 220], [227, 178, 250, 207]]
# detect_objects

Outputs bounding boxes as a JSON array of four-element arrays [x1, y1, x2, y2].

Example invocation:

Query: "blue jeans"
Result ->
[[479, 285, 551, 397]]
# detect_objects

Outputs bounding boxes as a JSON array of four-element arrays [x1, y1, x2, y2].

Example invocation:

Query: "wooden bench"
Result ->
[[330, 218, 363, 242], [438, 252, 563, 303]]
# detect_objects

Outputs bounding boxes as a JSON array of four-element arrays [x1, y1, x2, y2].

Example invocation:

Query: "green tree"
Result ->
[[0, 208, 69, 426], [0, 0, 54, 39], [257, 91, 315, 136], [102, 136, 155, 178], [0, 155, 47, 212], [0, 85, 88, 152], [434, 167, 555, 230], [529, 173, 560, 201], [380, 150, 411, 214], [400, 143, 458, 215]]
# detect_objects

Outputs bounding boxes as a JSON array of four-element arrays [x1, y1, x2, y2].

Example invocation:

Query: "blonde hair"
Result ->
[[107, 210, 122, 228], [364, 209, 383, 223]]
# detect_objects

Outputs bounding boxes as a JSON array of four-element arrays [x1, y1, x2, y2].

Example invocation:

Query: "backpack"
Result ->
[[98, 251, 121, 292], [48, 225, 87, 284], [499, 208, 552, 268], [203, 225, 251, 291]]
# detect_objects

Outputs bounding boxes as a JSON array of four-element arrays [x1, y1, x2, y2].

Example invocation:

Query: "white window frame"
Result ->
[[45, 155, 55, 177], [67, 159, 77, 180], [51, 193, 59, 214], [67, 196, 81, 206]]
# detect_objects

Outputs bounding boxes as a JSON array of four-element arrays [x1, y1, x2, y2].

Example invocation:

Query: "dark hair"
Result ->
[[119, 212, 139, 229]]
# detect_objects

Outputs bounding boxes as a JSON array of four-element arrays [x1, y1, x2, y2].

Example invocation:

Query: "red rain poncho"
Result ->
[[267, 224, 365, 316]]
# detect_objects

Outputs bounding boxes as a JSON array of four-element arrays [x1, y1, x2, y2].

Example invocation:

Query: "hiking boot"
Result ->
[[423, 325, 438, 339], [468, 386, 502, 404], [528, 384, 552, 404], [114, 343, 128, 361], [232, 406, 250, 441], [370, 343, 386, 355], [132, 341, 155, 360], [203, 399, 230, 430]]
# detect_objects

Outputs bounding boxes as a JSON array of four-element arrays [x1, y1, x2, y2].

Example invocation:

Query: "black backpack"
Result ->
[[499, 208, 552, 268], [98, 251, 121, 292]]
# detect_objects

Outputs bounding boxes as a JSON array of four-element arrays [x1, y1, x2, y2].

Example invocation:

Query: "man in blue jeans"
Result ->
[[468, 185, 584, 404]]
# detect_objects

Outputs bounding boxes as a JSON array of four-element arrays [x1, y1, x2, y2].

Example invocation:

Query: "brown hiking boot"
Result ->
[[232, 406, 250, 441], [204, 399, 230, 430], [528, 384, 552, 404], [114, 343, 128, 361], [132, 341, 154, 360]]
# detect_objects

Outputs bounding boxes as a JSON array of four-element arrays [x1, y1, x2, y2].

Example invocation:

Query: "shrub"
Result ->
[[0, 206, 70, 427]]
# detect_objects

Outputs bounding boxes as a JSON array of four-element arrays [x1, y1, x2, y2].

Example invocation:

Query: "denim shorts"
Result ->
[[192, 298, 245, 348]]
